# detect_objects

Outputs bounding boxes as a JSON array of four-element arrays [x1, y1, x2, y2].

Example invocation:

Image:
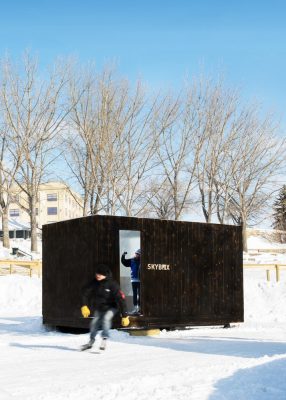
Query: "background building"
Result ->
[[0, 219, 31, 239], [8, 182, 83, 228]]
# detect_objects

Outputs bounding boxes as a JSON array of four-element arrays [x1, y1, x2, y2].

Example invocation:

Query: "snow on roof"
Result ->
[[0, 218, 31, 231]]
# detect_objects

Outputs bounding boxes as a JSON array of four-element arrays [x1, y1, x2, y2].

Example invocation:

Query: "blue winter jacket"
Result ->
[[121, 254, 140, 282]]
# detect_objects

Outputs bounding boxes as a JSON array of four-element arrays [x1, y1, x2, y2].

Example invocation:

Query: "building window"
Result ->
[[47, 207, 57, 215], [47, 193, 57, 201], [10, 209, 20, 217]]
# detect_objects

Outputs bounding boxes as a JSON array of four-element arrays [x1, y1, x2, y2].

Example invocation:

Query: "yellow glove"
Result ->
[[121, 316, 130, 327], [81, 305, 91, 318]]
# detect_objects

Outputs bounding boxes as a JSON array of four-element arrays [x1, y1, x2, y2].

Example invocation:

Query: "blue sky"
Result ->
[[1, 0, 286, 125]]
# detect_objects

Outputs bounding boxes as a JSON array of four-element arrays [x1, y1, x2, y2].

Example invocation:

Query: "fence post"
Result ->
[[275, 265, 280, 282]]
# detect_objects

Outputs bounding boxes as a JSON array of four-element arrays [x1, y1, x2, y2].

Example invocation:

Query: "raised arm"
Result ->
[[121, 252, 131, 268]]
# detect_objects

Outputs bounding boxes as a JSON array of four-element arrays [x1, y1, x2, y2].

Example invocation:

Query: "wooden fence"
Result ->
[[247, 249, 286, 254], [244, 263, 286, 282], [0, 259, 284, 282], [0, 259, 42, 277]]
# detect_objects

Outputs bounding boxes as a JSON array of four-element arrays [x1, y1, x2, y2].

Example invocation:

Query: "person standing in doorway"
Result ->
[[80, 263, 130, 351], [121, 249, 141, 314]]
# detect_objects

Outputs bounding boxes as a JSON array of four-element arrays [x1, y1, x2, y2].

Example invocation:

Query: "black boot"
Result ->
[[81, 339, 95, 351]]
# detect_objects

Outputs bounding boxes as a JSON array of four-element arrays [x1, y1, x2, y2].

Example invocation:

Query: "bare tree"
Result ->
[[64, 134, 92, 216], [66, 65, 127, 216], [194, 78, 239, 222], [0, 123, 22, 248], [154, 87, 209, 221], [66, 65, 164, 217], [0, 53, 71, 252], [112, 86, 168, 217], [141, 178, 175, 219], [218, 106, 285, 251]]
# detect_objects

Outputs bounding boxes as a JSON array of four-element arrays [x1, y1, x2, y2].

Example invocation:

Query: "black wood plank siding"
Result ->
[[42, 215, 243, 329]]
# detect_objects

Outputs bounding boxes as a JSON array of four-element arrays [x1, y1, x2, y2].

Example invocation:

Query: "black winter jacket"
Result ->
[[81, 275, 128, 317]]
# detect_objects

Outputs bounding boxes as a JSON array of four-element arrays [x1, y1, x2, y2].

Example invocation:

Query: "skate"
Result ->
[[130, 305, 140, 315], [99, 337, 107, 350], [80, 339, 95, 351]]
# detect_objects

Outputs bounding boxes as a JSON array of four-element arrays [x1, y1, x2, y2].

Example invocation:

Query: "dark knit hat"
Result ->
[[95, 263, 110, 276]]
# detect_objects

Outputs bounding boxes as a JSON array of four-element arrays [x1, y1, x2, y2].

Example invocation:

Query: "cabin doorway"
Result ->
[[119, 230, 141, 314]]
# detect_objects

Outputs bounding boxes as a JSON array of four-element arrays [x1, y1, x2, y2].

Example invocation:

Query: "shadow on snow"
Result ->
[[208, 357, 286, 400], [9, 342, 79, 352], [118, 334, 286, 359]]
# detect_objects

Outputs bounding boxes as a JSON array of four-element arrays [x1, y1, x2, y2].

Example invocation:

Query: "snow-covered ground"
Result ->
[[0, 232, 286, 399], [0, 238, 42, 260]]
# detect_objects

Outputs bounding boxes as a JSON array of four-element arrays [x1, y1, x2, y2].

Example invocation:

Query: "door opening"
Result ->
[[119, 230, 141, 315]]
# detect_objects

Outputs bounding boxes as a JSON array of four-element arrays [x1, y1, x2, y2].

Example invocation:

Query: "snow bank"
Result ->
[[0, 244, 12, 259], [0, 275, 42, 316], [244, 269, 286, 327]]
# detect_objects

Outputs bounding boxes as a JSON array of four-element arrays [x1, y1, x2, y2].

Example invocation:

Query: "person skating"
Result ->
[[80, 263, 130, 351], [121, 249, 141, 314]]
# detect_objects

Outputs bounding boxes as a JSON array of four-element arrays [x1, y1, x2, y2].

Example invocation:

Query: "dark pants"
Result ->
[[132, 282, 140, 306]]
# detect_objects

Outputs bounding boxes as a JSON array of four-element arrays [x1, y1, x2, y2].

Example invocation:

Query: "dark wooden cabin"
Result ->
[[42, 215, 243, 330]]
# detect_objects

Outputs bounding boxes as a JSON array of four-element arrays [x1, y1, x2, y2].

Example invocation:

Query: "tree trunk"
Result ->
[[242, 220, 248, 252], [30, 196, 38, 252], [2, 211, 10, 248]]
